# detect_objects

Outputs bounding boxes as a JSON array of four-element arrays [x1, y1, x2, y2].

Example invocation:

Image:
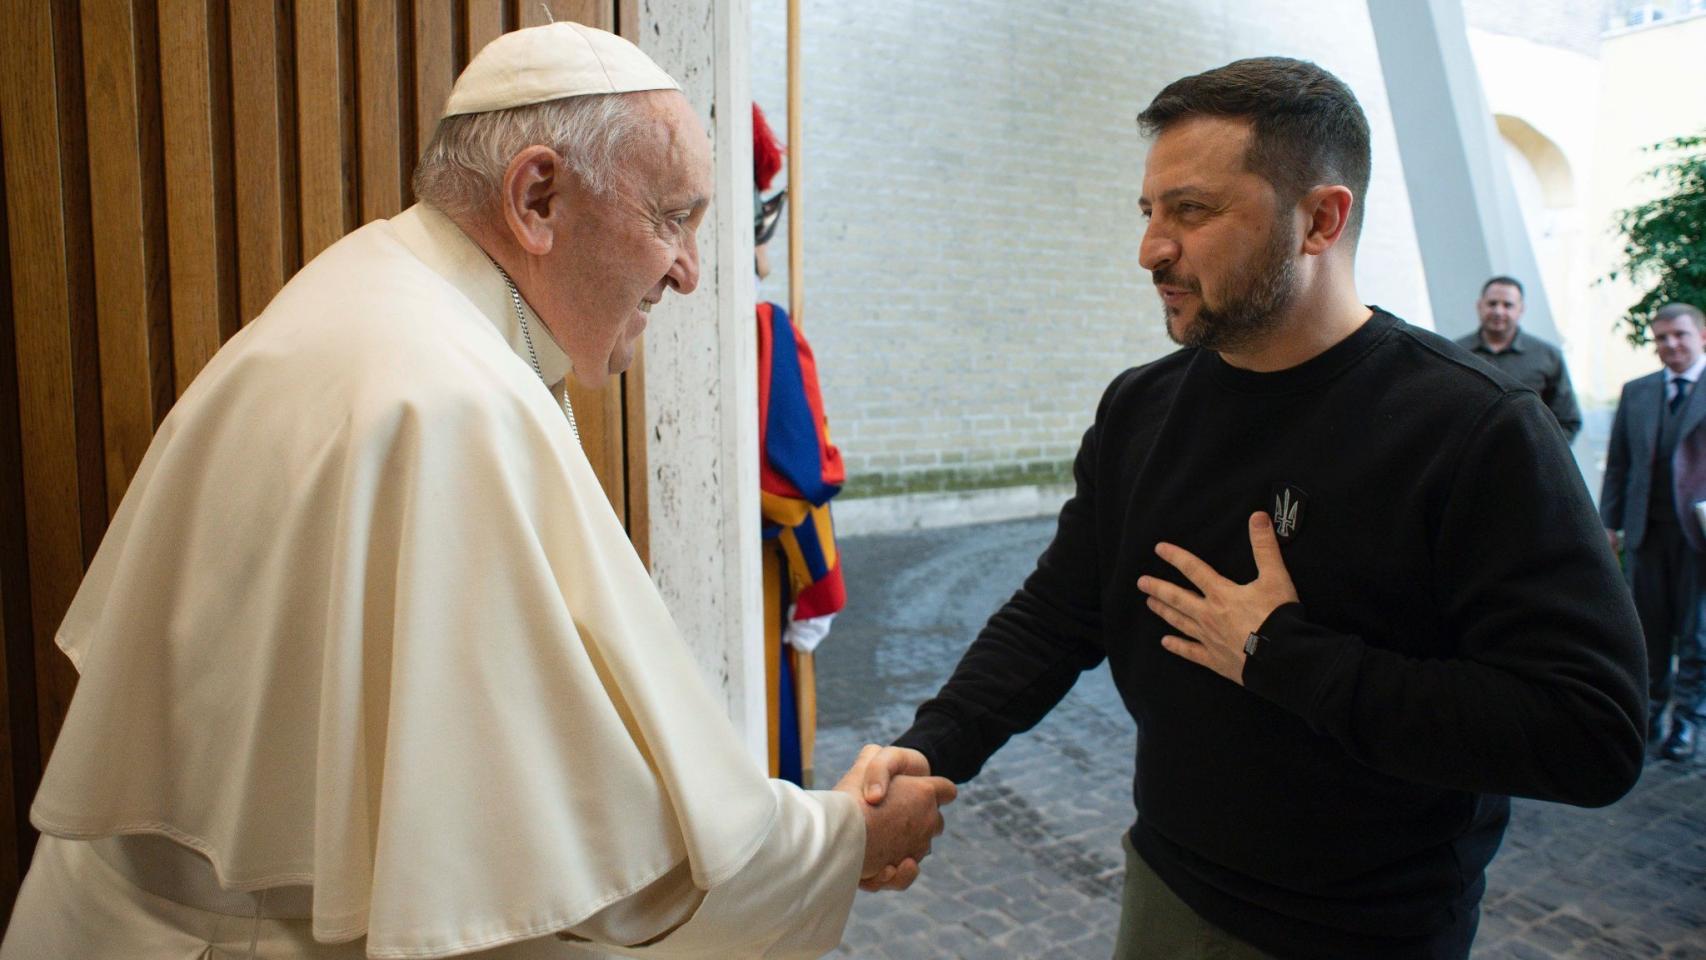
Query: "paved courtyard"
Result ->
[[811, 510, 1706, 959]]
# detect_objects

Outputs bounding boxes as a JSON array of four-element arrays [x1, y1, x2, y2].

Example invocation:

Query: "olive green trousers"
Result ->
[[1113, 832, 1277, 960]]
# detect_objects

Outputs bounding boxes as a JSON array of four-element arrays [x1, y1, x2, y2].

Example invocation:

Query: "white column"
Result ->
[[636, 0, 766, 763], [1366, 0, 1556, 339]]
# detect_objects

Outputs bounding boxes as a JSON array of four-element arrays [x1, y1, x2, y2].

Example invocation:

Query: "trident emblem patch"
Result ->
[[1270, 483, 1307, 544]]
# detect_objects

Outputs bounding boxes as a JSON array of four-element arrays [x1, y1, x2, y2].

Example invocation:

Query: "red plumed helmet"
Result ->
[[753, 102, 784, 191]]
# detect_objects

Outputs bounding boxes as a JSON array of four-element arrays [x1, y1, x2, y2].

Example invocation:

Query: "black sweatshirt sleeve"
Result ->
[[1242, 391, 1647, 807], [893, 383, 1115, 783]]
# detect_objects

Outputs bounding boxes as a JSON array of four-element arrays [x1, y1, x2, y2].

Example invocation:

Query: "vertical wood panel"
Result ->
[[82, 0, 171, 511], [0, 211, 36, 901], [0, 125, 31, 924], [0, 332, 36, 919], [464, 0, 504, 61], [0, 0, 102, 765], [413, 0, 454, 163], [296, 0, 349, 261], [0, 569, 15, 934], [0, 573, 16, 927], [230, 2, 293, 323], [356, 0, 405, 222], [622, 360, 649, 566], [338, 0, 360, 233], [523, 0, 609, 29], [566, 376, 626, 524], [134, 1, 175, 428], [159, 0, 238, 391]]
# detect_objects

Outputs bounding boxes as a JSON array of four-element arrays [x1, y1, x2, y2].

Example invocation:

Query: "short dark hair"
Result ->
[[1137, 57, 1372, 239], [1655, 303, 1704, 328], [1481, 276, 1524, 298]]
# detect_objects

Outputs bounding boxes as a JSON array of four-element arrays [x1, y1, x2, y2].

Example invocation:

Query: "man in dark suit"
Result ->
[[1603, 302, 1706, 761]]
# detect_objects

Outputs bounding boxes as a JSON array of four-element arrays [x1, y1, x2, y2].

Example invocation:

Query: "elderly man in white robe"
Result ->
[[1, 22, 952, 960]]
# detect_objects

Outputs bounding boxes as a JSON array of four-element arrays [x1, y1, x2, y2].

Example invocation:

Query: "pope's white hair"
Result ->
[[412, 92, 648, 219]]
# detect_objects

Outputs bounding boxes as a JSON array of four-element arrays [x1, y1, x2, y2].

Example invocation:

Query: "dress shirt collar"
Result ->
[[1473, 328, 1526, 354], [1667, 355, 1706, 386]]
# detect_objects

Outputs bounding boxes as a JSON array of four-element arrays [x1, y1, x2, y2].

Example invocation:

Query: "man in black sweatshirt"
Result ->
[[861, 58, 1646, 959]]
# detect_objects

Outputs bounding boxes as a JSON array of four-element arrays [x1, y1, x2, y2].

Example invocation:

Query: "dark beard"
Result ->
[[1158, 221, 1298, 353]]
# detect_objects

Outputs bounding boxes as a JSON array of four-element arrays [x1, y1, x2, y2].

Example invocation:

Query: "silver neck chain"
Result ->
[[489, 257, 580, 444]]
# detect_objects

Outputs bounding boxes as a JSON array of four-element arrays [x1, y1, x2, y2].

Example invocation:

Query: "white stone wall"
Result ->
[[637, 0, 765, 754], [748, 0, 1430, 497]]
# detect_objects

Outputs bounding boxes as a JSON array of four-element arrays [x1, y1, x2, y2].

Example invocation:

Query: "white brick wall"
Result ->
[[748, 0, 1433, 497]]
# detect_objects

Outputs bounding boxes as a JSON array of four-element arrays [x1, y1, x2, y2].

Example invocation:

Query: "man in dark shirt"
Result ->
[[862, 58, 1645, 960], [1454, 275, 1582, 441]]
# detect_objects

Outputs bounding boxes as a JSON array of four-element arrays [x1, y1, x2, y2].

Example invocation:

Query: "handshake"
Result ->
[[833, 745, 958, 892]]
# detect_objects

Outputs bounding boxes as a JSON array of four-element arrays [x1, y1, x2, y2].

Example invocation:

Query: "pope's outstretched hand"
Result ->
[[835, 744, 956, 892]]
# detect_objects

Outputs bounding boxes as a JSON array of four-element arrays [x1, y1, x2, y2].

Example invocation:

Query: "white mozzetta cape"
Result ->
[[30, 205, 853, 958]]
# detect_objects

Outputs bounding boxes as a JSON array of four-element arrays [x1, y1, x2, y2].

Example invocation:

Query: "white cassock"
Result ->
[[1, 203, 863, 959]]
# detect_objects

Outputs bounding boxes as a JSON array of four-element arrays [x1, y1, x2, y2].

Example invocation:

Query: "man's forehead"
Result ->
[[1147, 116, 1252, 160], [660, 97, 712, 179], [626, 92, 711, 200], [1482, 284, 1521, 302], [1141, 116, 1255, 194]]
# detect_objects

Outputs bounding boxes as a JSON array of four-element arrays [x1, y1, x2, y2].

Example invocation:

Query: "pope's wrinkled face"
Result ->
[[1138, 116, 1300, 353], [542, 91, 711, 385]]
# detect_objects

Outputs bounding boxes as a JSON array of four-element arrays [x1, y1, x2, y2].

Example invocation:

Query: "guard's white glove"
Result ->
[[784, 612, 835, 653]]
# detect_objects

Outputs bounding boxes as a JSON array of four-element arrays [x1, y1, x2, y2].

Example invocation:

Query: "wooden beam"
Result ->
[[355, 0, 406, 222], [0, 571, 16, 925], [464, 0, 504, 60], [0, 0, 103, 762], [0, 122, 34, 928], [413, 0, 454, 163], [229, 1, 295, 323], [524, 0, 609, 30], [81, 0, 172, 510], [159, 0, 238, 391], [296, 0, 350, 262]]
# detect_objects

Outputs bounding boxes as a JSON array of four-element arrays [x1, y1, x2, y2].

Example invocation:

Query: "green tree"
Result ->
[[1606, 132, 1706, 346]]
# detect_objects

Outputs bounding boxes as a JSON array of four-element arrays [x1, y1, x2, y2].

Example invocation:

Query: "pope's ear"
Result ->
[[500, 145, 562, 257]]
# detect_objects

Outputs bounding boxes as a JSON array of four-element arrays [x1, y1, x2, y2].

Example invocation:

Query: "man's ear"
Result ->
[[1299, 184, 1354, 256], [500, 146, 564, 257]]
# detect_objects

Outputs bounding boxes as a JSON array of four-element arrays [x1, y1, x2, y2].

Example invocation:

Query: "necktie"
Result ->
[[1672, 378, 1692, 413]]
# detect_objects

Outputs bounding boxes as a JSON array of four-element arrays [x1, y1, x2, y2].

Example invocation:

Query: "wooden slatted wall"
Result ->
[[0, 0, 649, 922]]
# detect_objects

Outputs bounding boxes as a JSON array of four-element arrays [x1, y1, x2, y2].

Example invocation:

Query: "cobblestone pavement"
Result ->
[[812, 512, 1706, 959]]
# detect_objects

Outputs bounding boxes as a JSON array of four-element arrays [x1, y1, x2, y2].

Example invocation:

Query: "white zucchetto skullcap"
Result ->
[[442, 21, 680, 118]]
